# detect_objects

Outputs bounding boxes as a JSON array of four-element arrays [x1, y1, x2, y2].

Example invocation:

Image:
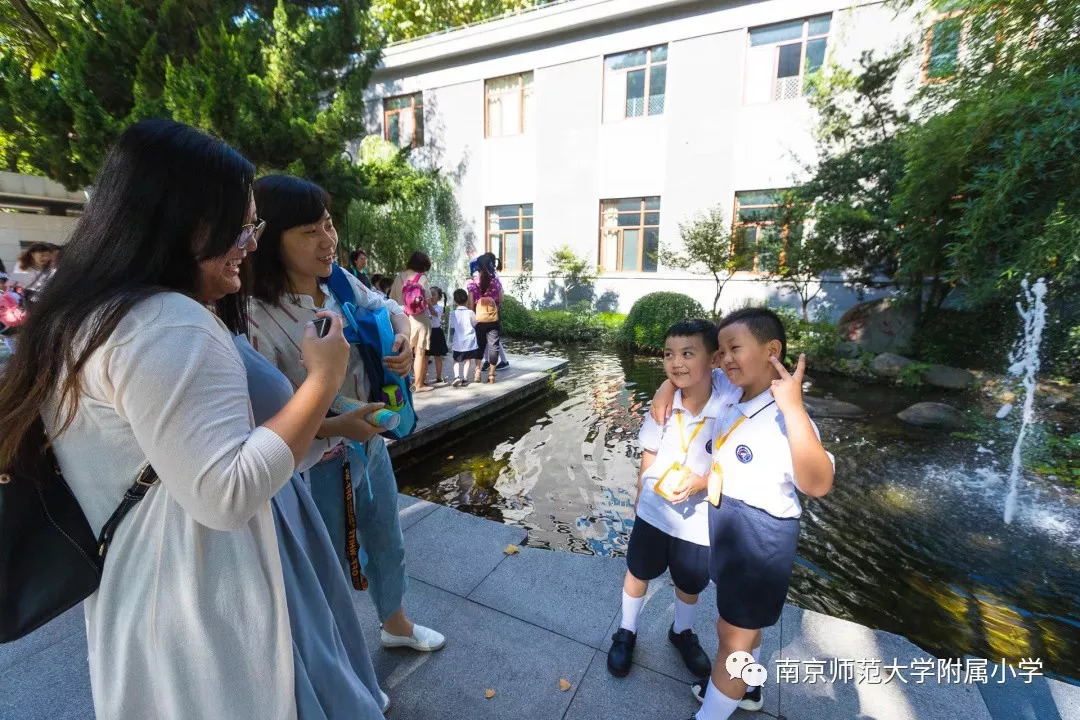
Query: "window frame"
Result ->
[[602, 45, 668, 122], [597, 197, 661, 273], [746, 16, 831, 103], [485, 203, 533, 274], [484, 71, 534, 139], [732, 190, 786, 273], [382, 92, 424, 149], [921, 9, 966, 83]]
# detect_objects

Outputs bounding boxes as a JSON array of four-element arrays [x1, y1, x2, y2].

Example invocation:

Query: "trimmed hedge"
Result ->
[[618, 292, 706, 353], [501, 296, 626, 343]]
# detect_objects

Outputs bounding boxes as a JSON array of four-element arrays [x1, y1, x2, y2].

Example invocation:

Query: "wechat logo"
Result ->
[[725, 651, 768, 687]]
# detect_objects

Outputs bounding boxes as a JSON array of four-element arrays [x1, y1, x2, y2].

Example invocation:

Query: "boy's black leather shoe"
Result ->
[[607, 628, 636, 677], [669, 624, 711, 678]]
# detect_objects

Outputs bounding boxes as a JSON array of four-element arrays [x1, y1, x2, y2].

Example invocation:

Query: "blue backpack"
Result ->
[[324, 264, 417, 439]]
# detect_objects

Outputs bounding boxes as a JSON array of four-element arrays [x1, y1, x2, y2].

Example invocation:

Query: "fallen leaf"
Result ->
[[559, 678, 572, 691], [503, 544, 520, 555], [484, 689, 496, 699]]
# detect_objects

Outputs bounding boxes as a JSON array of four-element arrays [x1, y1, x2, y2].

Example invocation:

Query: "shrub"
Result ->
[[501, 296, 626, 343], [619, 292, 706, 353], [500, 296, 534, 336]]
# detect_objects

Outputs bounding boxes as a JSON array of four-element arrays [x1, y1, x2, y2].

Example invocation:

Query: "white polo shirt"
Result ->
[[709, 383, 835, 519], [637, 377, 740, 545]]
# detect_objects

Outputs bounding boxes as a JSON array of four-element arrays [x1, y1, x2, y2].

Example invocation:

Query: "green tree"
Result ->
[[0, 0, 378, 214], [547, 245, 594, 310], [661, 204, 746, 318], [370, 0, 538, 43]]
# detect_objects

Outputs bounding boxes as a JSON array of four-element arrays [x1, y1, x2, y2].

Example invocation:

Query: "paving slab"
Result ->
[[976, 670, 1080, 720], [352, 578, 595, 720], [402, 504, 527, 596], [387, 353, 567, 459], [601, 575, 780, 715], [777, 604, 993, 720], [563, 653, 713, 720], [396, 492, 439, 531], [468, 546, 625, 648], [0, 632, 92, 720], [0, 604, 84, 674]]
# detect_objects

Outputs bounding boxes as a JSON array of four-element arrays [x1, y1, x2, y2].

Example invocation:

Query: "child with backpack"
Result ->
[[390, 251, 434, 393]]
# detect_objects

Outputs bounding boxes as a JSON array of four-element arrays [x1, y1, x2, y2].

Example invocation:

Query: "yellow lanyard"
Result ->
[[653, 411, 708, 501], [706, 412, 748, 507]]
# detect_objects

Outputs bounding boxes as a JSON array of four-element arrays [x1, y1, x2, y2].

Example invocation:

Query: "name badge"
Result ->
[[706, 461, 724, 507], [654, 462, 691, 501]]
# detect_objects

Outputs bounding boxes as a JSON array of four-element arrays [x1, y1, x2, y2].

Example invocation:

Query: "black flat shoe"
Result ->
[[606, 628, 636, 678], [669, 624, 711, 678]]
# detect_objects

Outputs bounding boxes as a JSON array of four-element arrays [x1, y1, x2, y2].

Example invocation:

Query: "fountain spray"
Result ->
[[1003, 278, 1048, 524]]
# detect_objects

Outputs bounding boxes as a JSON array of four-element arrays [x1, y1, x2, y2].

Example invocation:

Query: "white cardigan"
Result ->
[[44, 292, 297, 720]]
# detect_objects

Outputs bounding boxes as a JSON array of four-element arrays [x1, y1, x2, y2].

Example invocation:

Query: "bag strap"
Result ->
[[324, 264, 358, 309], [96, 464, 158, 559]]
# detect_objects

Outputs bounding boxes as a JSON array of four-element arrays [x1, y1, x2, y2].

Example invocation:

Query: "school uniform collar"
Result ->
[[735, 387, 776, 418], [673, 386, 726, 421]]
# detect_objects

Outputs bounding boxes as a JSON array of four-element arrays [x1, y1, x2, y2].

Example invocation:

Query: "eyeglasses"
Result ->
[[236, 219, 266, 250]]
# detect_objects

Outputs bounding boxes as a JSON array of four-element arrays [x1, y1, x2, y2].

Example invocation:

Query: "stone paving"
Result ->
[[4, 494, 1078, 720]]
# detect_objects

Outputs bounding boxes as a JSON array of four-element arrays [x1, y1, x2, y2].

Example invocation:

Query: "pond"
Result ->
[[396, 341, 1080, 683]]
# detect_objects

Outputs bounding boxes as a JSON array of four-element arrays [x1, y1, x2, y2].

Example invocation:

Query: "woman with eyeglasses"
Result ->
[[247, 175, 446, 661], [0, 120, 351, 719]]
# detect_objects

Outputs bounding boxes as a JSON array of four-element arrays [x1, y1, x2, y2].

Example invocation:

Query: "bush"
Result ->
[[769, 306, 841, 365], [619, 292, 706, 353], [501, 296, 626, 343], [500, 296, 534, 336]]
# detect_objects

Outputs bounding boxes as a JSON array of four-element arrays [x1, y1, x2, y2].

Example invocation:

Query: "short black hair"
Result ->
[[717, 307, 787, 360], [349, 248, 367, 265], [406, 250, 432, 273], [665, 318, 720, 354], [453, 288, 468, 305]]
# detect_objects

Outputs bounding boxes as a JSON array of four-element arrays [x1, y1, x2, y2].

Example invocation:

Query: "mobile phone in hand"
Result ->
[[314, 316, 332, 338]]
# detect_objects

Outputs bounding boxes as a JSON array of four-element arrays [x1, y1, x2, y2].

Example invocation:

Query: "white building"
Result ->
[[0, 171, 84, 273], [363, 0, 946, 319]]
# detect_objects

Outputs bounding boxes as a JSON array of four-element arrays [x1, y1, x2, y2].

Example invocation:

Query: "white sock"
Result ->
[[696, 679, 740, 720], [673, 592, 695, 634], [752, 644, 761, 664], [620, 590, 645, 633]]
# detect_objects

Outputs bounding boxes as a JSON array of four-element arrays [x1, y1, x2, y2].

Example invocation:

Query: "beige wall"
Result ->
[[0, 212, 78, 272]]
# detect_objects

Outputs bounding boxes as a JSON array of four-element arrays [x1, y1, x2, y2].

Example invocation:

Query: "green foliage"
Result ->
[[547, 245, 595, 310], [343, 136, 459, 280], [0, 0, 378, 207], [741, 302, 840, 366], [370, 0, 537, 43], [501, 295, 626, 343], [1029, 431, 1080, 489], [619, 292, 706, 354], [661, 204, 745, 318]]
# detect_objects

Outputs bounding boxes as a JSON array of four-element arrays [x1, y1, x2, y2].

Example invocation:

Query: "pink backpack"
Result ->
[[0, 290, 27, 330], [401, 273, 427, 316]]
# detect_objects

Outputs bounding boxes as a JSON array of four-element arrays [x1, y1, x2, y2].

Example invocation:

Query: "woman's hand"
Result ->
[[650, 379, 677, 424], [327, 402, 387, 443], [301, 311, 349, 389], [384, 334, 412, 376]]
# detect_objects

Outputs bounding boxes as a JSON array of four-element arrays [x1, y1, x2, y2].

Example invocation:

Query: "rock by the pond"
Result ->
[[920, 364, 976, 390], [525, 345, 545, 353], [835, 340, 861, 359], [837, 298, 918, 355], [897, 402, 969, 429], [543, 341, 554, 347], [870, 352, 914, 378], [803, 396, 868, 419]]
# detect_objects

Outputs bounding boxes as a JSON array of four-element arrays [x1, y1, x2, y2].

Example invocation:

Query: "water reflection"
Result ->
[[396, 341, 1080, 681]]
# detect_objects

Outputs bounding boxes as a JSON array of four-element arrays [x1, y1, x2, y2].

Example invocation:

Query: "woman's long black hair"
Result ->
[[0, 119, 255, 464], [247, 175, 331, 308]]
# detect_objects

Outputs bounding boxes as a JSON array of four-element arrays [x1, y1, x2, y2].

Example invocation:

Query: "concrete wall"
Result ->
[[0, 213, 78, 273], [364, 0, 925, 319]]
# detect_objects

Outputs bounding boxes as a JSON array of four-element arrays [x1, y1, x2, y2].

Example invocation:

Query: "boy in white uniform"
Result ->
[[656, 308, 835, 718], [608, 320, 740, 680], [449, 288, 480, 386]]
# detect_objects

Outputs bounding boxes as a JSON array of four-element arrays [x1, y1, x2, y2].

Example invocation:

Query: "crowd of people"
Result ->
[[0, 118, 835, 720]]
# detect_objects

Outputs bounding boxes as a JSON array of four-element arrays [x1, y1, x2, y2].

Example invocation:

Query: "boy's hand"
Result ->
[[650, 379, 677, 424], [769, 354, 807, 416], [669, 471, 707, 504]]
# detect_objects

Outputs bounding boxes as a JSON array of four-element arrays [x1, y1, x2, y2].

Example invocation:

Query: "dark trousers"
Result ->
[[475, 321, 501, 367]]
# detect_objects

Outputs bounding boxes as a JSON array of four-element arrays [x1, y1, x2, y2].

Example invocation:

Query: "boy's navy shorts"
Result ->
[[709, 496, 800, 629], [626, 517, 710, 595]]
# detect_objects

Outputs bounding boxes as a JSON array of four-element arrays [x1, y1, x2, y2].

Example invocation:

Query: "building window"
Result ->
[[746, 15, 830, 103], [599, 197, 660, 273], [603, 45, 667, 122], [732, 190, 785, 271], [383, 93, 424, 148], [487, 204, 533, 272], [923, 10, 965, 81], [486, 72, 533, 138]]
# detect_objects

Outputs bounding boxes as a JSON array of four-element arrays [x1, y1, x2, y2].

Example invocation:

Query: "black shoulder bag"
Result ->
[[0, 418, 158, 642]]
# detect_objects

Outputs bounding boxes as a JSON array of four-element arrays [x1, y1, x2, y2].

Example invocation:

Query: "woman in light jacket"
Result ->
[[0, 119, 350, 719], [247, 175, 445, 659]]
